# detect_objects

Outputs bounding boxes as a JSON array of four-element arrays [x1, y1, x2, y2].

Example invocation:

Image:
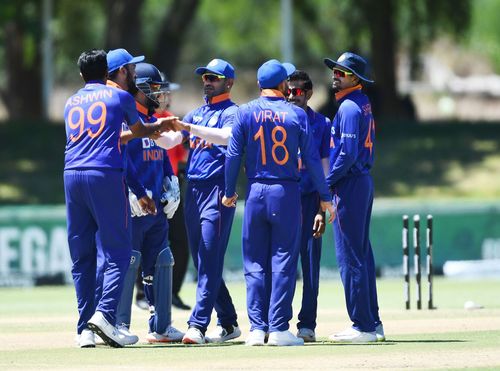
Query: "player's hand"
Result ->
[[149, 131, 162, 140], [160, 175, 181, 219], [138, 190, 157, 215], [222, 194, 238, 208], [320, 200, 336, 223], [170, 120, 191, 133], [157, 116, 179, 132], [312, 212, 326, 238]]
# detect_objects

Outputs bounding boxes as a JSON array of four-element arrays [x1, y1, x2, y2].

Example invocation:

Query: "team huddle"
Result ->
[[64, 47, 384, 348]]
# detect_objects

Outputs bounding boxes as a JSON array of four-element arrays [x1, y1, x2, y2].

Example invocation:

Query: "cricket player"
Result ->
[[223, 59, 335, 346], [154, 58, 240, 345], [118, 62, 184, 343], [323, 52, 384, 343], [93, 48, 157, 346], [287, 70, 331, 343], [64, 49, 174, 348], [152, 74, 191, 311]]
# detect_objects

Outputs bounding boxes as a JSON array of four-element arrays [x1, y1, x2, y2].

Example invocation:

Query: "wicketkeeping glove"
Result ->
[[160, 175, 180, 219], [129, 189, 153, 217]]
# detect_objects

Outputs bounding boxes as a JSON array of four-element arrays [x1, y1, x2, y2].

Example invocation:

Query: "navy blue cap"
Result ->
[[195, 58, 235, 79], [135, 63, 165, 85], [107, 48, 145, 73], [257, 60, 296, 89], [324, 52, 374, 83]]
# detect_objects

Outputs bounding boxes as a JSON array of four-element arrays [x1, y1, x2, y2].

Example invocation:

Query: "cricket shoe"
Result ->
[[245, 329, 266, 346], [375, 323, 385, 342], [116, 324, 139, 345], [75, 329, 95, 348], [206, 324, 241, 343], [329, 327, 377, 343], [88, 311, 132, 348], [297, 328, 316, 343], [146, 326, 185, 343], [267, 330, 304, 346], [182, 326, 206, 344]]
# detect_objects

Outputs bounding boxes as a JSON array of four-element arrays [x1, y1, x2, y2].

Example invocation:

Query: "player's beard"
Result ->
[[332, 79, 341, 93], [204, 83, 226, 99], [125, 70, 138, 95]]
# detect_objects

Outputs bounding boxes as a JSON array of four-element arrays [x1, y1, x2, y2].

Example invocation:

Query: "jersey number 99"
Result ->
[[67, 101, 107, 142], [253, 125, 289, 165]]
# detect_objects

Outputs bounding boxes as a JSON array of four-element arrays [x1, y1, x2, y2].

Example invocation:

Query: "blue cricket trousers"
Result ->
[[243, 180, 301, 333], [184, 179, 237, 330], [297, 191, 322, 331], [64, 169, 132, 334], [131, 211, 168, 332], [332, 174, 380, 332]]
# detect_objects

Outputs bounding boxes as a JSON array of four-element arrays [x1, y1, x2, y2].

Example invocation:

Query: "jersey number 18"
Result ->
[[253, 125, 289, 165]]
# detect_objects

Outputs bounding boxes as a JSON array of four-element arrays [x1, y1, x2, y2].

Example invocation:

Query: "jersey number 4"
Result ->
[[253, 125, 289, 165], [67, 101, 107, 142], [364, 118, 375, 155]]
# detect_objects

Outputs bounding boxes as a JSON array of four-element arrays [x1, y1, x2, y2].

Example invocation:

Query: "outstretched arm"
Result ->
[[170, 120, 232, 145]]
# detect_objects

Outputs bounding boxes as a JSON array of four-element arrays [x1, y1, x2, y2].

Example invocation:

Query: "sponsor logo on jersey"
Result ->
[[141, 138, 164, 161], [342, 133, 357, 139]]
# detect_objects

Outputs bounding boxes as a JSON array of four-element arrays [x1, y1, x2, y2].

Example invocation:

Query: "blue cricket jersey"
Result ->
[[183, 93, 237, 181], [64, 80, 139, 170], [327, 85, 375, 188], [299, 107, 331, 195], [126, 104, 174, 205], [225, 89, 330, 201]]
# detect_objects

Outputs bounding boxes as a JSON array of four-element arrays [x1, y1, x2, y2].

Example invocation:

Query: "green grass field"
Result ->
[[1, 278, 499, 370]]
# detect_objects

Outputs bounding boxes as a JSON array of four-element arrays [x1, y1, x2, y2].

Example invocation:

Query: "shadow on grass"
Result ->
[[298, 339, 467, 346], [128, 339, 467, 348], [383, 339, 467, 344], [129, 341, 246, 348]]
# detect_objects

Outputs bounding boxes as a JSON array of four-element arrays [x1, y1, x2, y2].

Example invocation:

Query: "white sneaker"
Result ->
[[375, 324, 385, 342], [182, 327, 205, 344], [75, 329, 95, 348], [245, 329, 266, 346], [87, 311, 128, 348], [146, 326, 185, 343], [116, 324, 139, 345], [329, 327, 377, 343], [267, 330, 304, 346], [297, 328, 316, 342], [206, 324, 241, 343]]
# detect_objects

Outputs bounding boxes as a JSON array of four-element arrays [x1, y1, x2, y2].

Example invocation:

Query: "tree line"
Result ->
[[0, 0, 470, 121]]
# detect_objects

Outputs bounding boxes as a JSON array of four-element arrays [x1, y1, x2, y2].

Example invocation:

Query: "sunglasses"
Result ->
[[287, 88, 307, 96], [332, 68, 354, 78], [202, 73, 225, 82]]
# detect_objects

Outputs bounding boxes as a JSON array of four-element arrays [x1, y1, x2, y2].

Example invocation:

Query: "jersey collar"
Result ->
[[86, 80, 106, 85], [335, 84, 362, 101], [106, 80, 123, 90], [206, 92, 231, 105], [135, 102, 150, 117], [260, 89, 285, 98]]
